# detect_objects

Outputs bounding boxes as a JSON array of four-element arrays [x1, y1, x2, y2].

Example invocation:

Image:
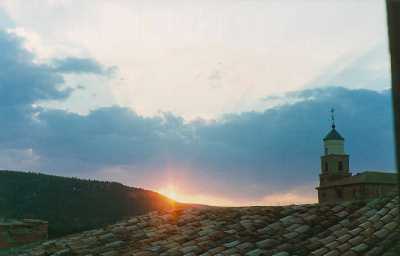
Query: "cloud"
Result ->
[[0, 7, 14, 28], [0, 30, 71, 107], [257, 189, 317, 206], [2, 0, 389, 119], [51, 57, 116, 76], [0, 26, 395, 204], [307, 45, 391, 90], [0, 29, 72, 151], [0, 29, 114, 149], [1, 88, 394, 201]]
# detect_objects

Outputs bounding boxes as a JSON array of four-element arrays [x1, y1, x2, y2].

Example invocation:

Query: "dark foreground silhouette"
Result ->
[[0, 170, 176, 238]]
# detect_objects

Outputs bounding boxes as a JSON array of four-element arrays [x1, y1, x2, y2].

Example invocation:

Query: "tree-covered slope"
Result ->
[[0, 170, 175, 238]]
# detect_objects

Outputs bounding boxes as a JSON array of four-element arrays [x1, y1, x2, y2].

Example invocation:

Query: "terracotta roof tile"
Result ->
[[19, 195, 399, 256]]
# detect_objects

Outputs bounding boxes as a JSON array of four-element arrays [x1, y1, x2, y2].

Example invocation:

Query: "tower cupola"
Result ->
[[319, 109, 350, 186], [323, 109, 345, 155]]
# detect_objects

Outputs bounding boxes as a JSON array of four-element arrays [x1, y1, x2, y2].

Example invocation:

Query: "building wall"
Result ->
[[318, 183, 398, 204], [324, 140, 344, 155], [320, 155, 349, 174], [319, 154, 350, 188], [0, 220, 48, 249]]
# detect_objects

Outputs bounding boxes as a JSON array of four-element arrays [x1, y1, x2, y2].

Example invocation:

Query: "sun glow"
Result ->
[[156, 184, 244, 206], [156, 183, 317, 207], [157, 184, 180, 202]]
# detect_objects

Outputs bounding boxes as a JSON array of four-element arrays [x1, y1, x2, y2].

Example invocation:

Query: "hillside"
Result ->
[[0, 170, 177, 238], [19, 194, 399, 256]]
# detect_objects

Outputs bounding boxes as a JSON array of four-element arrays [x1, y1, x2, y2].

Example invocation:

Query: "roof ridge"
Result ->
[[323, 127, 344, 141]]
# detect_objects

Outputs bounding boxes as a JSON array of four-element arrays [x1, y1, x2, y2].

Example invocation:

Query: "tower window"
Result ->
[[324, 162, 328, 172], [338, 161, 343, 171]]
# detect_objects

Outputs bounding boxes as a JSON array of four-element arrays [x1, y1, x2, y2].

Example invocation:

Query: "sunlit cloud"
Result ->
[[255, 187, 317, 206], [0, 0, 389, 119], [156, 185, 245, 207], [156, 184, 317, 207]]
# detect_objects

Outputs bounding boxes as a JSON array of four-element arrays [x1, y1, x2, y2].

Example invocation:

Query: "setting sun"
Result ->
[[155, 183, 245, 206], [156, 184, 180, 202]]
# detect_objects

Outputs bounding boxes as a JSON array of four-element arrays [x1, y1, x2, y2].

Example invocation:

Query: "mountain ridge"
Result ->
[[0, 170, 178, 238]]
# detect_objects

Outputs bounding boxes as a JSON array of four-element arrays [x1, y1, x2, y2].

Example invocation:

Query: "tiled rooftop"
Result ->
[[19, 195, 399, 256]]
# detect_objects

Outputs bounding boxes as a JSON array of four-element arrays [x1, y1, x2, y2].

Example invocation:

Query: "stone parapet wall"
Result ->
[[0, 219, 48, 249], [318, 184, 398, 204]]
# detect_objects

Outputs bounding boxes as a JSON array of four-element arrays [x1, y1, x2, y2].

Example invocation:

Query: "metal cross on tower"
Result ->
[[331, 108, 335, 129]]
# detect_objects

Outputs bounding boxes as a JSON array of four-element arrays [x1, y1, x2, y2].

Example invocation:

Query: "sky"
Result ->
[[0, 0, 395, 206]]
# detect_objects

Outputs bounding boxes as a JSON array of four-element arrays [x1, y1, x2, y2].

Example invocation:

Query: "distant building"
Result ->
[[316, 109, 398, 203]]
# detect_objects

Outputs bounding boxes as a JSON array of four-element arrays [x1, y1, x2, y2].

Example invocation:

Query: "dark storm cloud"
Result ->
[[51, 57, 116, 76], [0, 31, 70, 107], [193, 87, 394, 196], [0, 30, 71, 151], [0, 30, 110, 151], [27, 87, 395, 198], [0, 29, 395, 198]]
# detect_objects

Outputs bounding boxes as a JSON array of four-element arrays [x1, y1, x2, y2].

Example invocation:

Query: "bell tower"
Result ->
[[319, 109, 350, 187]]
